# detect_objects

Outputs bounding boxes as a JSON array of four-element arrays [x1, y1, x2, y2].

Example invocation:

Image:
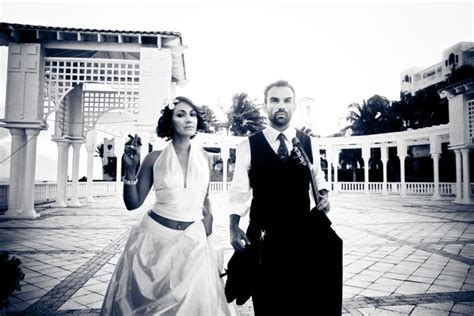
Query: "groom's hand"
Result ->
[[317, 190, 330, 214], [230, 226, 251, 252]]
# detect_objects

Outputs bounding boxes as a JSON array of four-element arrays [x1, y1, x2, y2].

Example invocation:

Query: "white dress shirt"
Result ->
[[228, 126, 330, 216]]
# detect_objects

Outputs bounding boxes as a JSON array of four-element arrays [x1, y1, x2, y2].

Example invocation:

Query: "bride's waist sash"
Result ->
[[152, 187, 206, 222]]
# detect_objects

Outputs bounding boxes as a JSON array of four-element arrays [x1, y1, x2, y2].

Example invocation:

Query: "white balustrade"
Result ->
[[0, 182, 119, 210], [0, 180, 462, 210]]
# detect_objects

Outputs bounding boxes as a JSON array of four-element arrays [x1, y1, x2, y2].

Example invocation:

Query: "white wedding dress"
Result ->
[[100, 142, 237, 316]]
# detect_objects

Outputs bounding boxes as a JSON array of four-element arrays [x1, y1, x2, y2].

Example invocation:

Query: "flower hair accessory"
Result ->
[[163, 98, 179, 110]]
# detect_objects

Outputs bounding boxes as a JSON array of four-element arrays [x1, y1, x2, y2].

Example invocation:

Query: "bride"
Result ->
[[100, 96, 236, 315]]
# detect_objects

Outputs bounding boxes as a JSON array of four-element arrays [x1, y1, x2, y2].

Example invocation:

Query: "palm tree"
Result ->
[[227, 93, 265, 136], [392, 85, 449, 130], [201, 105, 220, 133], [342, 95, 402, 136]]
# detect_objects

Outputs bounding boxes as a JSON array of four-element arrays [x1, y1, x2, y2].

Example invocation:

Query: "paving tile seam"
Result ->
[[354, 221, 466, 225], [14, 290, 474, 315], [343, 290, 474, 309], [1, 250, 116, 255], [24, 231, 129, 313], [338, 199, 474, 216], [338, 223, 474, 265], [344, 239, 474, 248], [0, 227, 128, 230], [422, 239, 474, 246]]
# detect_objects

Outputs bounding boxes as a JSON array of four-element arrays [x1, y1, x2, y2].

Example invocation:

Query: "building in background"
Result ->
[[400, 42, 474, 96]]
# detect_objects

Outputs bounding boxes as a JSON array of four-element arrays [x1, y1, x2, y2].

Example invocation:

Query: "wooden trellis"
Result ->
[[44, 57, 140, 133]]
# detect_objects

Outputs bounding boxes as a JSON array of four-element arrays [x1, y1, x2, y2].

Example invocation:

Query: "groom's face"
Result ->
[[264, 86, 296, 129]]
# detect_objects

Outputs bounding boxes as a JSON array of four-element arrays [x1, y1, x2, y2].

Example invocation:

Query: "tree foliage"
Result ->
[[391, 84, 449, 130], [227, 93, 265, 136], [342, 95, 402, 136], [201, 105, 220, 133], [340, 64, 472, 137], [0, 251, 25, 308]]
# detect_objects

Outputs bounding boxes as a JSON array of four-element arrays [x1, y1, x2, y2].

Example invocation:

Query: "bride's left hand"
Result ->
[[202, 213, 213, 236]]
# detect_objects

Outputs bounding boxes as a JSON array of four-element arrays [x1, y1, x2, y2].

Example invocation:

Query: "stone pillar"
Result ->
[[63, 143, 71, 204], [431, 153, 441, 200], [85, 146, 95, 203], [454, 149, 462, 203], [53, 140, 69, 207], [221, 147, 229, 190], [430, 135, 442, 200], [332, 148, 340, 193], [85, 131, 96, 203], [84, 131, 95, 203], [138, 47, 172, 126], [326, 146, 333, 189], [380, 144, 388, 195], [68, 142, 82, 207], [21, 129, 40, 218], [362, 145, 370, 194], [115, 135, 125, 184], [398, 141, 407, 197], [461, 148, 471, 204], [4, 128, 26, 216]]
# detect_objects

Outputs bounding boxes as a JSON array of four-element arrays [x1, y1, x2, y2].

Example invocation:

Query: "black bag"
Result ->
[[224, 245, 259, 305]]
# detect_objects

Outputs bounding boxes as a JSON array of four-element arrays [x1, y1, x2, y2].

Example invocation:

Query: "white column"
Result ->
[[430, 135, 442, 200], [68, 142, 82, 207], [21, 129, 40, 219], [63, 143, 71, 204], [332, 148, 340, 193], [85, 131, 96, 203], [53, 141, 69, 207], [431, 153, 441, 200], [399, 155, 407, 197], [398, 141, 407, 197], [85, 147, 95, 203], [326, 147, 333, 189], [362, 145, 370, 194], [461, 148, 471, 204], [381, 145, 388, 195], [454, 149, 462, 203], [4, 129, 26, 216], [221, 147, 229, 190], [115, 136, 125, 184]]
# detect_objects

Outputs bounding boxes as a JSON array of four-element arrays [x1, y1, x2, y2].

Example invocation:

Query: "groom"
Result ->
[[227, 80, 342, 315]]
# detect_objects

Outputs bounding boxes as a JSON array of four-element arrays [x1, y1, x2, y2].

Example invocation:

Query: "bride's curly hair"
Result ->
[[156, 96, 207, 140]]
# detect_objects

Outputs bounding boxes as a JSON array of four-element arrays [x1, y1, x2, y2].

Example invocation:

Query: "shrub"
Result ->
[[0, 252, 25, 309]]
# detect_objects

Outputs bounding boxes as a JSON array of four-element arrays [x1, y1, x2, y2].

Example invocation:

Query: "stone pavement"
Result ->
[[1, 192, 474, 315]]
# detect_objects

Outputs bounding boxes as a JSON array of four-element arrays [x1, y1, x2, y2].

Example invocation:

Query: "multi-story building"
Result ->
[[400, 42, 474, 96]]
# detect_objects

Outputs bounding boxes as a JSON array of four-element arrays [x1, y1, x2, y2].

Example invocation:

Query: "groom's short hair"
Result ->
[[263, 80, 295, 104]]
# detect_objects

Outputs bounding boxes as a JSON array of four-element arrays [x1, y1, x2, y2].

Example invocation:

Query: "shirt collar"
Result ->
[[265, 125, 296, 143]]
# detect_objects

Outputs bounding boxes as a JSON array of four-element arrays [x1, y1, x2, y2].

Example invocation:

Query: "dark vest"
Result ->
[[248, 130, 313, 232]]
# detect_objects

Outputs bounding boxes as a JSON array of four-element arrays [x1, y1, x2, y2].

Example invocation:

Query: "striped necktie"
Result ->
[[277, 133, 289, 163]]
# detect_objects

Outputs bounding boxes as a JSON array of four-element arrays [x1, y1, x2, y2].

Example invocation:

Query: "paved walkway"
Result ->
[[1, 192, 474, 315]]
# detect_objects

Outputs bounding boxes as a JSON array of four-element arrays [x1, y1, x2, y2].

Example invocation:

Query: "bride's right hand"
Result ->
[[123, 134, 141, 169]]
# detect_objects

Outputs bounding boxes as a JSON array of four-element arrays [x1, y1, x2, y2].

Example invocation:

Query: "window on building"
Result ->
[[449, 53, 455, 65], [469, 100, 474, 142]]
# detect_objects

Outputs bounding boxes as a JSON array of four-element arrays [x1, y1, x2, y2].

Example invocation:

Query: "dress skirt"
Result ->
[[100, 213, 237, 316]]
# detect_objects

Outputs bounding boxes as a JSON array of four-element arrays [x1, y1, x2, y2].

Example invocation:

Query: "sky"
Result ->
[[0, 0, 472, 137]]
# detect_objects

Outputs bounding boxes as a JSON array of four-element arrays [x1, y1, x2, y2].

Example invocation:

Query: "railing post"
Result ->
[[362, 145, 370, 194], [4, 129, 26, 217], [21, 129, 41, 219], [381, 144, 388, 195], [461, 148, 472, 204], [454, 149, 463, 203], [397, 140, 407, 197]]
